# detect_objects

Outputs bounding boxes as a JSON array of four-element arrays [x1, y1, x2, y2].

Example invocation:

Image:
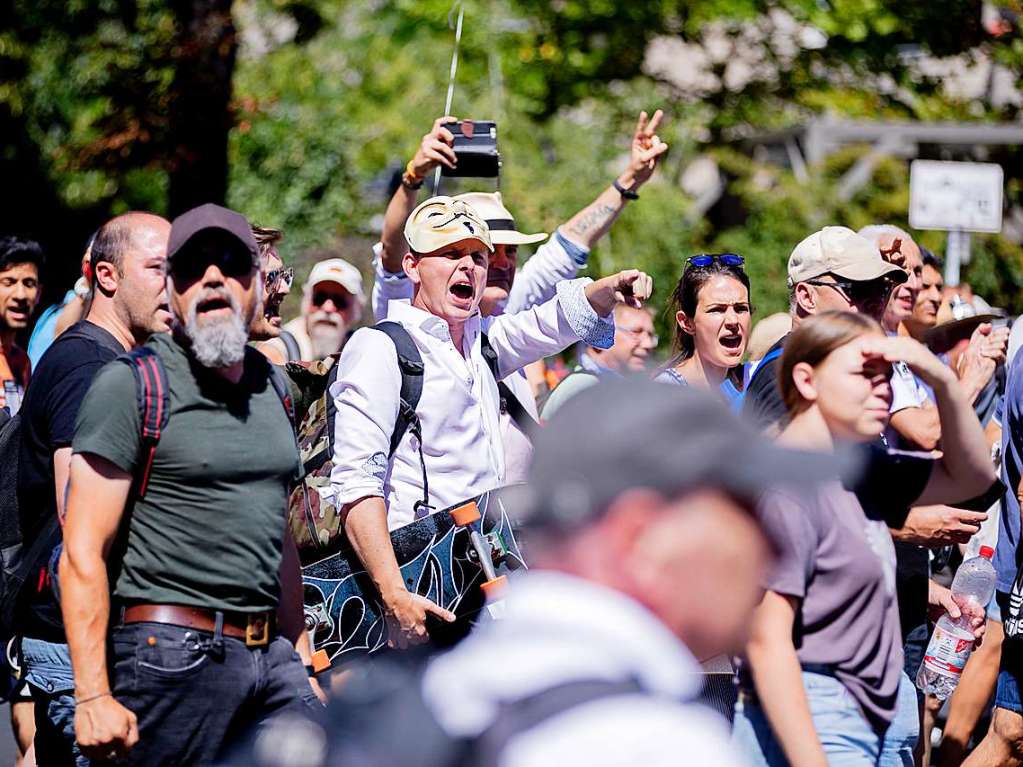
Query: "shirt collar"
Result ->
[[578, 351, 619, 378], [386, 299, 483, 346]]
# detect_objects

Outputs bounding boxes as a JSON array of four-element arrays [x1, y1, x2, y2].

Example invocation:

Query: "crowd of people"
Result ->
[[0, 106, 1021, 767]]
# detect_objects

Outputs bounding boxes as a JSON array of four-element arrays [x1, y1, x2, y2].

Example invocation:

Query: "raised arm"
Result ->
[[560, 109, 668, 250], [486, 271, 652, 378], [863, 336, 997, 505], [379, 117, 458, 274]]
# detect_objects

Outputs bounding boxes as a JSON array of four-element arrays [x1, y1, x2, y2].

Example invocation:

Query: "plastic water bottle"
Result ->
[[916, 546, 996, 699]]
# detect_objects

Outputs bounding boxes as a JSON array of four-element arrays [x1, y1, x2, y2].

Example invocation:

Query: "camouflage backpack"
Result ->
[[287, 322, 425, 564]]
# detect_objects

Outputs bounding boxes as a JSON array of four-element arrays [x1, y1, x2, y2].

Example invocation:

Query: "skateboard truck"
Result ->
[[450, 501, 509, 610]]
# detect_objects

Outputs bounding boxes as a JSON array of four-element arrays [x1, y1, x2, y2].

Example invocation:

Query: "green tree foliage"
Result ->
[[4, 0, 1023, 347]]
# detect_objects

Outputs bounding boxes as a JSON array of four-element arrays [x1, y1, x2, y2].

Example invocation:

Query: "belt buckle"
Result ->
[[245, 613, 270, 648]]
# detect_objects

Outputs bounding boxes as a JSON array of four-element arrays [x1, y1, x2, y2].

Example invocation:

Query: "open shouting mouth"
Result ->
[[449, 279, 475, 306], [719, 331, 744, 355]]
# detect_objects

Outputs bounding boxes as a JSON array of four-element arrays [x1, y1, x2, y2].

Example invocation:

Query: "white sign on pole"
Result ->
[[909, 160, 1004, 233]]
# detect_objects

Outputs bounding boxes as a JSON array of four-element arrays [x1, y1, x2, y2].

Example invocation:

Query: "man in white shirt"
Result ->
[[330, 195, 651, 649], [420, 379, 842, 767]]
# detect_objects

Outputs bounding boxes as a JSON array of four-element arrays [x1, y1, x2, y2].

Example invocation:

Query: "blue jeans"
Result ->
[[733, 671, 881, 766], [101, 622, 321, 765], [877, 672, 920, 767], [21, 636, 90, 767]]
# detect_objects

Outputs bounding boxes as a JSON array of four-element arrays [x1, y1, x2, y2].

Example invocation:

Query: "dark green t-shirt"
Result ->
[[73, 333, 299, 613]]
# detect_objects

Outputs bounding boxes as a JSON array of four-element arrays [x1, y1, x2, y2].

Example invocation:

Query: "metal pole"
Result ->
[[945, 229, 962, 287]]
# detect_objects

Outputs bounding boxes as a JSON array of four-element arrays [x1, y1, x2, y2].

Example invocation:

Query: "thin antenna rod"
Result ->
[[435, 0, 464, 194]]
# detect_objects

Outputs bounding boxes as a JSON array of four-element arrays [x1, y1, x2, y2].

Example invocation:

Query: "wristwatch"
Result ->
[[613, 179, 639, 200]]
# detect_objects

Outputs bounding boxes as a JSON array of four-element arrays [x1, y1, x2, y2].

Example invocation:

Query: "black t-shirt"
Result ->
[[742, 335, 789, 432], [17, 320, 124, 638]]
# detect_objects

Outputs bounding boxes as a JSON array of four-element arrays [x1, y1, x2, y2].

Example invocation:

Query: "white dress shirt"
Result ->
[[422, 572, 748, 767], [330, 278, 612, 529]]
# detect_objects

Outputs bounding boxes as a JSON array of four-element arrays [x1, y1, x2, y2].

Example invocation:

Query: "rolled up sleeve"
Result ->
[[485, 277, 614, 378], [370, 242, 413, 323], [329, 328, 402, 506]]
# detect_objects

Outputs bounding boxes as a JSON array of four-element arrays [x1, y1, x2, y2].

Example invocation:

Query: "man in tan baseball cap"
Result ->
[[743, 225, 905, 432]]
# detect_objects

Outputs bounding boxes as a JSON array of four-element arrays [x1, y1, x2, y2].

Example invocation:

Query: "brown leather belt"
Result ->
[[122, 604, 275, 648]]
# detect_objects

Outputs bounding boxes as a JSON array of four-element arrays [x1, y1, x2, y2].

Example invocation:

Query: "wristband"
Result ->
[[402, 161, 424, 190], [613, 179, 639, 200], [304, 664, 316, 677], [75, 691, 112, 705]]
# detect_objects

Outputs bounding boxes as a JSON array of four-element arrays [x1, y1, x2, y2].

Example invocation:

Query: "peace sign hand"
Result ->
[[626, 109, 669, 188]]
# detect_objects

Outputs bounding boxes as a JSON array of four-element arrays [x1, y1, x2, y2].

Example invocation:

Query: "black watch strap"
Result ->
[[304, 664, 316, 677], [613, 179, 639, 200]]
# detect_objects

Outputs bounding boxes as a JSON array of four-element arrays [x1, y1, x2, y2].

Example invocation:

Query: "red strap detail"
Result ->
[[36, 566, 46, 593], [145, 355, 165, 438], [136, 355, 156, 440], [138, 444, 157, 498]]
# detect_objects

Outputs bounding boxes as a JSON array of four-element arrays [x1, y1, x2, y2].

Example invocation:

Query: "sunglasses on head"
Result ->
[[170, 241, 254, 285], [264, 266, 294, 293], [686, 253, 745, 269], [312, 289, 351, 311]]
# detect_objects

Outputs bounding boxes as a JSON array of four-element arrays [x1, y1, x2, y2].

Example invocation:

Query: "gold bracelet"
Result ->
[[75, 691, 113, 705]]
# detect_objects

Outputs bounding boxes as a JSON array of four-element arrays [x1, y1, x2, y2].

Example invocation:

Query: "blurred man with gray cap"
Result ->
[[743, 225, 905, 433], [60, 203, 321, 765], [262, 255, 365, 363], [414, 378, 844, 766], [329, 195, 652, 652]]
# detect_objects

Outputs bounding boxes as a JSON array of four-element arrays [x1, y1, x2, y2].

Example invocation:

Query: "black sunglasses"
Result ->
[[686, 253, 745, 268], [806, 277, 892, 306], [171, 241, 254, 285], [312, 290, 351, 311]]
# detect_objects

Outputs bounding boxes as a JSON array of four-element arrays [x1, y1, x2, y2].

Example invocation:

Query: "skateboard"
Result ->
[[301, 489, 525, 668]]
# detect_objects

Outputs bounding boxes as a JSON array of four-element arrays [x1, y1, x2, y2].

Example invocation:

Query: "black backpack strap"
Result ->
[[118, 348, 170, 499], [279, 330, 301, 362], [479, 332, 538, 437], [471, 677, 646, 765], [370, 322, 429, 517]]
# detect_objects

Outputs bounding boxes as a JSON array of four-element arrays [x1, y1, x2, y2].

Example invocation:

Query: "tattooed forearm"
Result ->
[[565, 203, 619, 239]]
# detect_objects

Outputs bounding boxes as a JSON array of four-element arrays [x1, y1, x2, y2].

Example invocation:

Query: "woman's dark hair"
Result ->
[[666, 256, 751, 387], [778, 310, 883, 416]]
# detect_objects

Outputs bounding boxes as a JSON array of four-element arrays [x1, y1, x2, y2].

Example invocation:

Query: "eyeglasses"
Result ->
[[686, 253, 745, 268], [619, 326, 659, 345], [806, 278, 891, 308], [312, 289, 351, 311], [264, 266, 294, 293], [170, 242, 254, 285]]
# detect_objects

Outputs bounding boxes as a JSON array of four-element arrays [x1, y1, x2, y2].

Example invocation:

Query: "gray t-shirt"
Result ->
[[758, 481, 902, 731]]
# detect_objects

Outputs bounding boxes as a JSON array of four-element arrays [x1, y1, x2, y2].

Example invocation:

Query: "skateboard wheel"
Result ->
[[480, 575, 508, 600], [311, 649, 331, 673], [450, 501, 481, 526]]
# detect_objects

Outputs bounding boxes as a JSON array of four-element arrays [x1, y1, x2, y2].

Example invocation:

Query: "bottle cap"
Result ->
[[980, 546, 995, 559]]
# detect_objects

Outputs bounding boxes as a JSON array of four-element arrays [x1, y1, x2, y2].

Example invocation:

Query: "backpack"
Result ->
[[288, 322, 425, 562]]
